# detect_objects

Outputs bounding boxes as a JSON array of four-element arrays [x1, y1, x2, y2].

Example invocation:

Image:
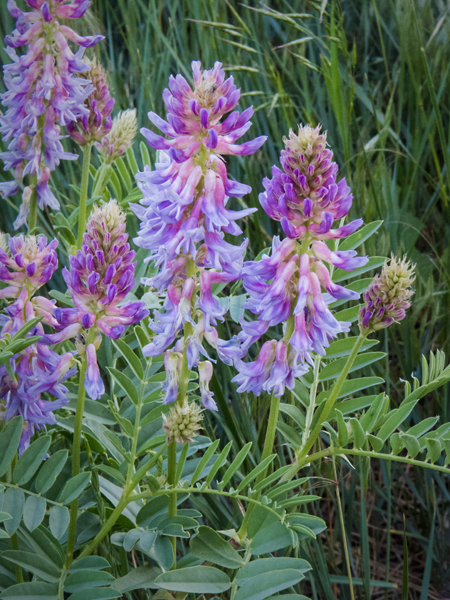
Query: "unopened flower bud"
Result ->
[[97, 109, 137, 163], [162, 398, 203, 444], [359, 255, 415, 334]]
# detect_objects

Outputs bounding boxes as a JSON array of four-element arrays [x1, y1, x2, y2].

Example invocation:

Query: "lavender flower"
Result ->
[[233, 124, 368, 396], [43, 200, 149, 399], [359, 255, 415, 334], [132, 61, 266, 408], [0, 0, 103, 228], [0, 232, 75, 454], [67, 57, 114, 146]]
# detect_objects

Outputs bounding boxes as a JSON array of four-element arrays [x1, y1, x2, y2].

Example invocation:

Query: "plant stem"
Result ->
[[78, 496, 129, 560], [238, 392, 281, 540], [167, 440, 177, 569], [65, 351, 88, 568], [333, 458, 356, 600], [11, 534, 23, 583], [280, 333, 367, 484], [78, 444, 167, 560], [77, 143, 93, 249], [27, 183, 38, 233]]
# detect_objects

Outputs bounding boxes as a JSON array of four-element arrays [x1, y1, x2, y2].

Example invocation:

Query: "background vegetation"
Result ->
[[1, 0, 449, 597]]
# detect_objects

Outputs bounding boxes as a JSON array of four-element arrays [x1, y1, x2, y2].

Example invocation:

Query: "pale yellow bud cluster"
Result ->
[[98, 109, 138, 163], [162, 398, 203, 444]]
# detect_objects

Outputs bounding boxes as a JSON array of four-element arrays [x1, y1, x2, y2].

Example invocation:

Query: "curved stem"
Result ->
[[300, 334, 366, 460], [77, 144, 93, 249], [238, 392, 280, 540], [290, 445, 450, 477], [65, 353, 88, 568]]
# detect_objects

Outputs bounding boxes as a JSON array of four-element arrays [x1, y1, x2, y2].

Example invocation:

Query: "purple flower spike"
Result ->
[[133, 61, 268, 412], [52, 200, 149, 400], [0, 0, 103, 227], [233, 124, 369, 395], [67, 57, 115, 147]]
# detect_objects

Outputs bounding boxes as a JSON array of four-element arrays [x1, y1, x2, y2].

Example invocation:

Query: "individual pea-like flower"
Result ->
[[41, 199, 149, 399], [198, 360, 216, 410], [162, 398, 203, 444], [359, 255, 415, 334], [132, 61, 267, 409], [232, 124, 368, 396], [0, 231, 76, 454], [67, 57, 115, 146], [96, 109, 137, 163], [0, 0, 104, 228]]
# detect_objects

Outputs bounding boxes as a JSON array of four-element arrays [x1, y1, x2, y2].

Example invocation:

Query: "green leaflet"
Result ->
[[190, 526, 244, 568], [155, 566, 231, 594]]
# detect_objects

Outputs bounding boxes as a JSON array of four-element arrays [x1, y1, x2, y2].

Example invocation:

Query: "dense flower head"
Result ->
[[97, 109, 137, 163], [42, 200, 148, 399], [359, 255, 415, 334], [133, 61, 267, 409], [162, 397, 202, 444], [67, 57, 114, 146], [0, 0, 103, 228], [132, 60, 266, 289], [260, 124, 362, 242], [231, 124, 369, 396], [0, 231, 75, 454]]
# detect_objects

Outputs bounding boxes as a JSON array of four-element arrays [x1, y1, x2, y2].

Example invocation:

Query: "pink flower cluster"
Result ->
[[43, 200, 148, 399], [233, 125, 368, 396], [0, 233, 75, 453]]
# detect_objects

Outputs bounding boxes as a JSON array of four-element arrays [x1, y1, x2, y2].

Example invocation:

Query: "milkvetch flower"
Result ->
[[42, 200, 149, 399], [133, 61, 267, 408], [233, 124, 368, 396]]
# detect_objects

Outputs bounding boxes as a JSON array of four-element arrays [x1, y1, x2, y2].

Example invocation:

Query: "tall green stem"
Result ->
[[238, 392, 280, 540], [77, 144, 93, 249], [167, 440, 178, 569], [280, 333, 367, 483], [333, 459, 355, 600], [65, 352, 88, 567], [27, 183, 38, 233]]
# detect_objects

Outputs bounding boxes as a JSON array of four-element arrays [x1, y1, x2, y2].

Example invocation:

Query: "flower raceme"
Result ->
[[42, 200, 148, 399], [0, 233, 75, 453], [133, 61, 266, 409], [0, 0, 103, 228], [67, 57, 115, 147], [233, 124, 368, 397], [359, 255, 415, 334]]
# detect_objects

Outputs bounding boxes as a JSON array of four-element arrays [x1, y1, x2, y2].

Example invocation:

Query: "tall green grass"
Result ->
[[1, 0, 449, 596]]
